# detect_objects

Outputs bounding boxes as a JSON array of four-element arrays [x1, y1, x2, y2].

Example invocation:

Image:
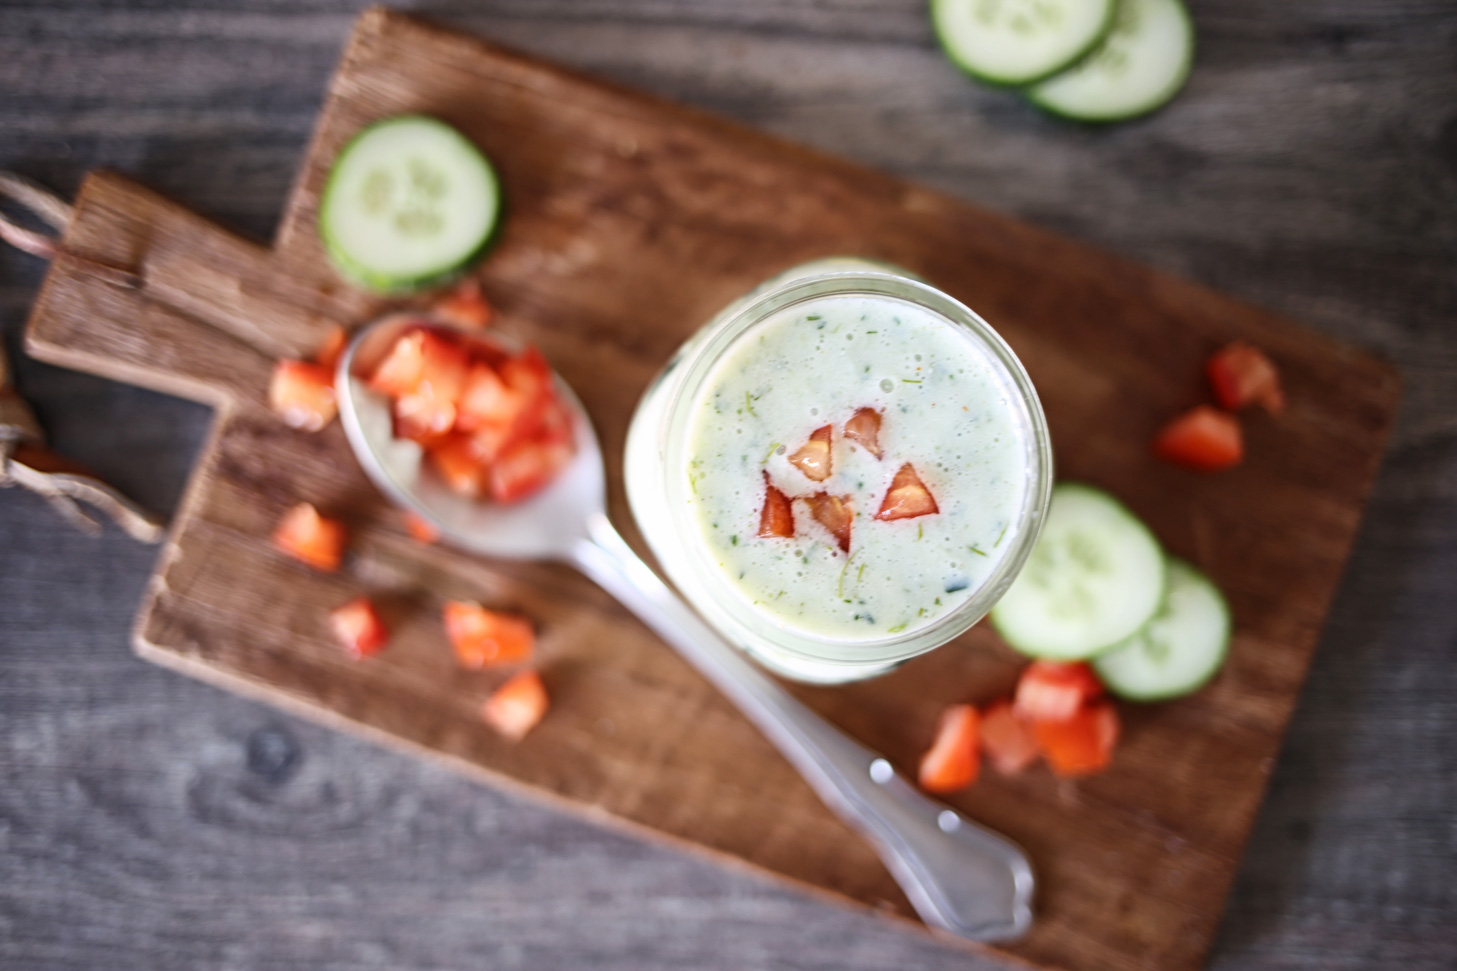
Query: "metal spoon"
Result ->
[[336, 314, 1034, 942]]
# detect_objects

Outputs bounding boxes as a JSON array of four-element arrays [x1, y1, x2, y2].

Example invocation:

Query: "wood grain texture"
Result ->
[[2, 3, 1454, 971]]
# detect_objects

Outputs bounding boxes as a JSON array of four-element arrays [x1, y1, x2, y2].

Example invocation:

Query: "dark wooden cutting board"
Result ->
[[21, 8, 1398, 971]]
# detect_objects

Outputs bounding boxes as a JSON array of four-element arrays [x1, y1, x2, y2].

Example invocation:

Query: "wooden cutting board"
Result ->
[[22, 8, 1398, 971]]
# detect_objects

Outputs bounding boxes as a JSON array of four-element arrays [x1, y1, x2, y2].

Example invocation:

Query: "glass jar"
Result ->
[[624, 259, 1052, 683]]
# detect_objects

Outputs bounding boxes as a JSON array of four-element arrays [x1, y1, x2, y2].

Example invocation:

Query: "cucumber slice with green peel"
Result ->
[[931, 0, 1119, 87], [1026, 0, 1195, 122], [1093, 560, 1230, 701], [319, 115, 501, 294], [991, 483, 1166, 660]]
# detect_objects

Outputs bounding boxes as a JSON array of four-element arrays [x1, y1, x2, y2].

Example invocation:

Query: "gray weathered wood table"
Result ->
[[2, 2, 1453, 969]]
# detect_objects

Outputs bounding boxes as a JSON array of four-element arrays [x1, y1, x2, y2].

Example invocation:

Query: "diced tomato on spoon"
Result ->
[[1013, 661, 1104, 723], [1207, 341, 1284, 414], [272, 502, 347, 572], [367, 328, 427, 397], [488, 437, 575, 504], [757, 472, 795, 539], [874, 463, 939, 521], [443, 601, 535, 668], [788, 424, 833, 482], [328, 596, 389, 658], [803, 491, 853, 553], [843, 407, 883, 459], [482, 670, 549, 741], [918, 703, 980, 794], [428, 432, 490, 498], [1154, 405, 1243, 472]]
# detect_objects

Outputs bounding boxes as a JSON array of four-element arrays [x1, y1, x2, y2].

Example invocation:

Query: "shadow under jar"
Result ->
[[626, 259, 1052, 683]]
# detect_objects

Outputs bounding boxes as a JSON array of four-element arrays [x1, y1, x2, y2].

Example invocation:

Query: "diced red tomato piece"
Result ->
[[874, 463, 939, 521], [394, 331, 471, 439], [269, 360, 337, 432], [488, 438, 574, 504], [455, 362, 522, 434], [980, 700, 1040, 775], [757, 472, 795, 538], [918, 704, 980, 794], [367, 328, 427, 397], [431, 278, 495, 330], [1207, 341, 1284, 414], [1013, 661, 1105, 723], [328, 596, 389, 658], [1031, 701, 1120, 778], [314, 324, 348, 373], [482, 670, 549, 741], [1154, 405, 1243, 472], [533, 394, 576, 448], [272, 502, 347, 572], [788, 424, 833, 482], [404, 512, 440, 544], [803, 492, 853, 553], [427, 432, 489, 498], [444, 601, 535, 668], [844, 407, 883, 459]]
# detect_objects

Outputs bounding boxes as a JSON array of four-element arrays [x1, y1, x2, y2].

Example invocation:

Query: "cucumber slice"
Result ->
[[319, 115, 500, 294], [931, 0, 1119, 87], [1026, 0, 1195, 122], [1093, 560, 1230, 701], [991, 483, 1166, 660]]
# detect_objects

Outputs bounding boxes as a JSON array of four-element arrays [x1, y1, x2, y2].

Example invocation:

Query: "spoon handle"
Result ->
[[570, 514, 1034, 942]]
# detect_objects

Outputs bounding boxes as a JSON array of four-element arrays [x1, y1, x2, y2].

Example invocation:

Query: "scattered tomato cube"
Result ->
[[1207, 341, 1284, 415], [757, 471, 795, 539], [803, 491, 853, 553], [368, 328, 427, 397], [427, 432, 489, 498], [918, 703, 980, 794], [314, 324, 348, 373], [328, 596, 389, 658], [488, 438, 574, 503], [269, 360, 337, 432], [1154, 405, 1243, 472], [1013, 661, 1104, 723], [272, 502, 347, 572], [1031, 701, 1120, 778], [482, 670, 549, 741], [404, 512, 440, 544], [874, 462, 939, 521], [432, 278, 495, 330], [980, 700, 1040, 775], [788, 424, 833, 482], [443, 601, 535, 668], [843, 407, 883, 459]]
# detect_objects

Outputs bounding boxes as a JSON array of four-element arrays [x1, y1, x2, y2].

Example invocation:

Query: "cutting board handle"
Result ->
[[19, 170, 378, 408]]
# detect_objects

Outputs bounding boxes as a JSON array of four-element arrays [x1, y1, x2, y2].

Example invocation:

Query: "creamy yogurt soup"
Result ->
[[684, 292, 1030, 641]]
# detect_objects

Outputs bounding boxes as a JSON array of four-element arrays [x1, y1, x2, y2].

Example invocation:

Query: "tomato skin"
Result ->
[[329, 597, 389, 658], [1031, 701, 1120, 777], [874, 463, 939, 521], [918, 704, 980, 794], [272, 502, 347, 572], [757, 472, 795, 539], [488, 438, 574, 503], [1154, 406, 1243, 472], [980, 700, 1040, 775], [483, 670, 549, 740], [788, 425, 833, 482], [269, 360, 337, 432], [443, 601, 535, 668], [1014, 661, 1105, 723], [843, 407, 883, 458], [1208, 341, 1284, 414]]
